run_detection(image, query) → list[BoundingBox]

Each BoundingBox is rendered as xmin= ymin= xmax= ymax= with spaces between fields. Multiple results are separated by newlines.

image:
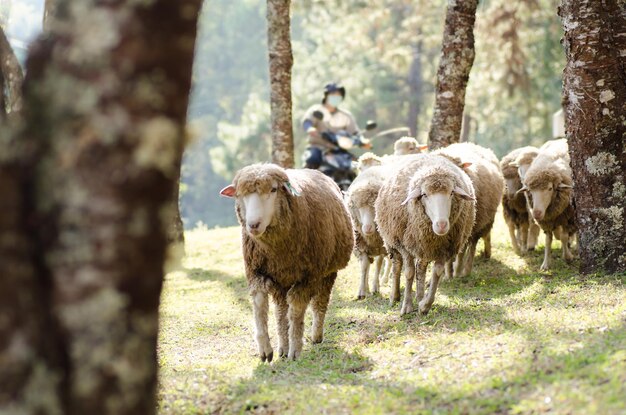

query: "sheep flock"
xmin=221 ymin=137 xmax=578 ymax=361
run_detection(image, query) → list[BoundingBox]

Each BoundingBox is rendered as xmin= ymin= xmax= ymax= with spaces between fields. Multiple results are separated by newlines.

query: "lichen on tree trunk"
xmin=267 ymin=0 xmax=295 ymax=168
xmin=0 ymin=0 xmax=202 ymax=413
xmin=559 ymin=0 xmax=626 ymax=274
xmin=428 ymin=0 xmax=479 ymax=150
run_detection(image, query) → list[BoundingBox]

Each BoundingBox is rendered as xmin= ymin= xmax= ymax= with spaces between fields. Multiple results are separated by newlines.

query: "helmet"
xmin=323 ymin=82 xmax=346 ymax=103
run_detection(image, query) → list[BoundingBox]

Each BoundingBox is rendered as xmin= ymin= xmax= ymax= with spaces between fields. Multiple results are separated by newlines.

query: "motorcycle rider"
xmin=301 ymin=83 xmax=369 ymax=169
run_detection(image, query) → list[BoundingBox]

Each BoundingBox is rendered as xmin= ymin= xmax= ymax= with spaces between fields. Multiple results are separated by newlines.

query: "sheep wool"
xmin=376 ymin=154 xmax=476 ymax=315
xmin=227 ymin=164 xmax=353 ymax=361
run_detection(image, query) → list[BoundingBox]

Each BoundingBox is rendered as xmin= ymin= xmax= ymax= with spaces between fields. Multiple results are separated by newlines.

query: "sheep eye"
xmin=271 ymin=187 xmax=278 ymax=193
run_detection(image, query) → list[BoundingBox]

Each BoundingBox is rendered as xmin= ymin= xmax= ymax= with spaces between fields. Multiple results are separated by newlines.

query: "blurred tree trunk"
xmin=0 ymin=0 xmax=201 ymax=413
xmin=267 ymin=0 xmax=295 ymax=168
xmin=0 ymin=25 xmax=23 ymax=113
xmin=559 ymin=0 xmax=626 ymax=274
xmin=428 ymin=0 xmax=479 ymax=150
xmin=168 ymin=157 xmax=186 ymax=247
xmin=43 ymin=0 xmax=58 ymax=30
xmin=407 ymin=41 xmax=423 ymax=138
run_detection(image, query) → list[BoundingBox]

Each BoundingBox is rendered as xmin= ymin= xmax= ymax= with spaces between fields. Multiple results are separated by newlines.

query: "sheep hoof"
xmin=540 ymin=262 xmax=550 ymax=271
xmin=357 ymin=295 xmax=366 ymax=300
xmin=418 ymin=301 xmax=432 ymax=315
xmin=400 ymin=302 xmax=414 ymax=316
xmin=371 ymin=289 xmax=380 ymax=295
xmin=278 ymin=348 xmax=288 ymax=358
xmin=260 ymin=350 xmax=273 ymax=362
xmin=288 ymin=349 xmax=301 ymax=360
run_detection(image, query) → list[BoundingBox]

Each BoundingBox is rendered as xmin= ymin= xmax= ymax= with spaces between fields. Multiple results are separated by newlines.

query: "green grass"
xmin=157 ymin=211 xmax=626 ymax=414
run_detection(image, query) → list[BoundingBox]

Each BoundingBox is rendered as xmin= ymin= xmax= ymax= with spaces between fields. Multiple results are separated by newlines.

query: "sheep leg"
xmin=419 ymin=261 xmax=443 ymax=315
xmin=444 ymin=260 xmax=453 ymax=279
xmin=414 ymin=259 xmax=428 ymax=303
xmin=519 ymin=221 xmax=529 ymax=253
xmin=286 ymin=284 xmax=312 ymax=360
xmin=540 ymin=231 xmax=553 ymax=271
xmin=371 ymin=255 xmax=383 ymax=294
xmin=311 ymin=272 xmax=337 ymax=344
xmin=357 ymin=254 xmax=370 ymax=300
xmin=561 ymin=232 xmax=574 ymax=263
xmin=482 ymin=232 xmax=492 ymax=258
xmin=461 ymin=241 xmax=477 ymax=277
xmin=453 ymin=246 xmax=467 ymax=278
xmin=507 ymin=221 xmax=522 ymax=255
xmin=272 ymin=292 xmax=289 ymax=358
xmin=252 ymin=290 xmax=273 ymax=362
xmin=528 ymin=222 xmax=540 ymax=251
xmin=400 ymin=254 xmax=416 ymax=316
xmin=389 ymin=251 xmax=402 ymax=305
xmin=381 ymin=256 xmax=391 ymax=285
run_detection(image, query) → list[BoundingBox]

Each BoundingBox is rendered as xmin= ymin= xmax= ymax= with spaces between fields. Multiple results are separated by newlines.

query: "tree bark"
xmin=267 ymin=0 xmax=295 ymax=168
xmin=428 ymin=0 xmax=479 ymax=150
xmin=0 ymin=25 xmax=23 ymax=113
xmin=559 ymin=0 xmax=626 ymax=274
xmin=0 ymin=0 xmax=202 ymax=413
xmin=407 ymin=41 xmax=423 ymax=138
xmin=43 ymin=0 xmax=58 ymax=31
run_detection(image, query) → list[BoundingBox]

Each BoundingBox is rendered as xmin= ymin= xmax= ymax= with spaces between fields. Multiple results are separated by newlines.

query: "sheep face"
xmin=358 ymin=206 xmax=376 ymax=236
xmin=504 ymin=176 xmax=522 ymax=198
xmin=402 ymin=176 xmax=474 ymax=236
xmin=239 ymin=188 xmax=280 ymax=236
xmin=521 ymin=181 xmax=571 ymax=221
xmin=220 ymin=164 xmax=299 ymax=238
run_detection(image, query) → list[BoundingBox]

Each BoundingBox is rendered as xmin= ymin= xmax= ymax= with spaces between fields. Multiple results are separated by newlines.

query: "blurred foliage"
xmin=183 ymin=0 xmax=564 ymax=228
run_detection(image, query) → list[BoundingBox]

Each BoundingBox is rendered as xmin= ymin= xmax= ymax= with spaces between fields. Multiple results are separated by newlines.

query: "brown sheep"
xmin=519 ymin=139 xmax=576 ymax=270
xmin=220 ymin=164 xmax=353 ymax=360
xmin=346 ymin=165 xmax=389 ymax=299
xmin=501 ymin=146 xmax=541 ymax=254
xmin=436 ymin=143 xmax=504 ymax=277
xmin=376 ymin=154 xmax=476 ymax=315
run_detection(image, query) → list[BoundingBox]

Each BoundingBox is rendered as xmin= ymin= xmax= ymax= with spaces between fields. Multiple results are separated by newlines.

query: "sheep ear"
xmin=515 ymin=185 xmax=528 ymax=196
xmin=418 ymin=144 xmax=429 ymax=151
xmin=453 ymin=186 xmax=475 ymax=201
xmin=401 ymin=188 xmax=423 ymax=205
xmin=461 ymin=162 xmax=472 ymax=169
xmin=220 ymin=184 xmax=236 ymax=198
xmin=511 ymin=161 xmax=519 ymax=167
xmin=283 ymin=182 xmax=301 ymax=197
xmin=558 ymin=183 xmax=572 ymax=189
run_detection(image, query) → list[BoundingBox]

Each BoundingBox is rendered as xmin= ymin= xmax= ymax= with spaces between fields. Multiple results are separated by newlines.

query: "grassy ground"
xmin=157 ymin=211 xmax=626 ymax=414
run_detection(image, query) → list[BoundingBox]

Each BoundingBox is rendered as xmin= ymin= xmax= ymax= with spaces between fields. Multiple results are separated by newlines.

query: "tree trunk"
xmin=168 ymin=157 xmax=186 ymax=247
xmin=559 ymin=0 xmax=626 ymax=274
xmin=267 ymin=0 xmax=295 ymax=168
xmin=0 ymin=25 xmax=23 ymax=113
xmin=428 ymin=0 xmax=479 ymax=150
xmin=0 ymin=0 xmax=202 ymax=413
xmin=43 ymin=0 xmax=58 ymax=30
xmin=407 ymin=41 xmax=423 ymax=138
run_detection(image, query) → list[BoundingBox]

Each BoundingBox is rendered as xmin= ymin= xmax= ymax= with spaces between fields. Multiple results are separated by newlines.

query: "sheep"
xmin=394 ymin=136 xmax=428 ymax=155
xmin=513 ymin=146 xmax=539 ymax=181
xmin=358 ymin=152 xmax=383 ymax=172
xmin=375 ymin=154 xmax=476 ymax=315
xmin=220 ymin=164 xmax=353 ymax=360
xmin=501 ymin=146 xmax=541 ymax=254
xmin=435 ymin=143 xmax=504 ymax=277
xmin=346 ymin=165 xmax=391 ymax=299
xmin=519 ymin=138 xmax=576 ymax=270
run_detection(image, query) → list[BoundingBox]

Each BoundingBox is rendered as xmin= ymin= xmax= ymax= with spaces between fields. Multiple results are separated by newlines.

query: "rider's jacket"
xmin=301 ymin=104 xmax=359 ymax=149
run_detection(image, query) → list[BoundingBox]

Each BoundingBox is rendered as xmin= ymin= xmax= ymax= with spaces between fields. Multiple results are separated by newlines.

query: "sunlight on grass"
xmin=158 ymin=211 xmax=626 ymax=414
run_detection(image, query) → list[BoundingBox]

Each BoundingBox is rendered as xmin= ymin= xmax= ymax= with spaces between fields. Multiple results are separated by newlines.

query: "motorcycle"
xmin=305 ymin=110 xmax=377 ymax=191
